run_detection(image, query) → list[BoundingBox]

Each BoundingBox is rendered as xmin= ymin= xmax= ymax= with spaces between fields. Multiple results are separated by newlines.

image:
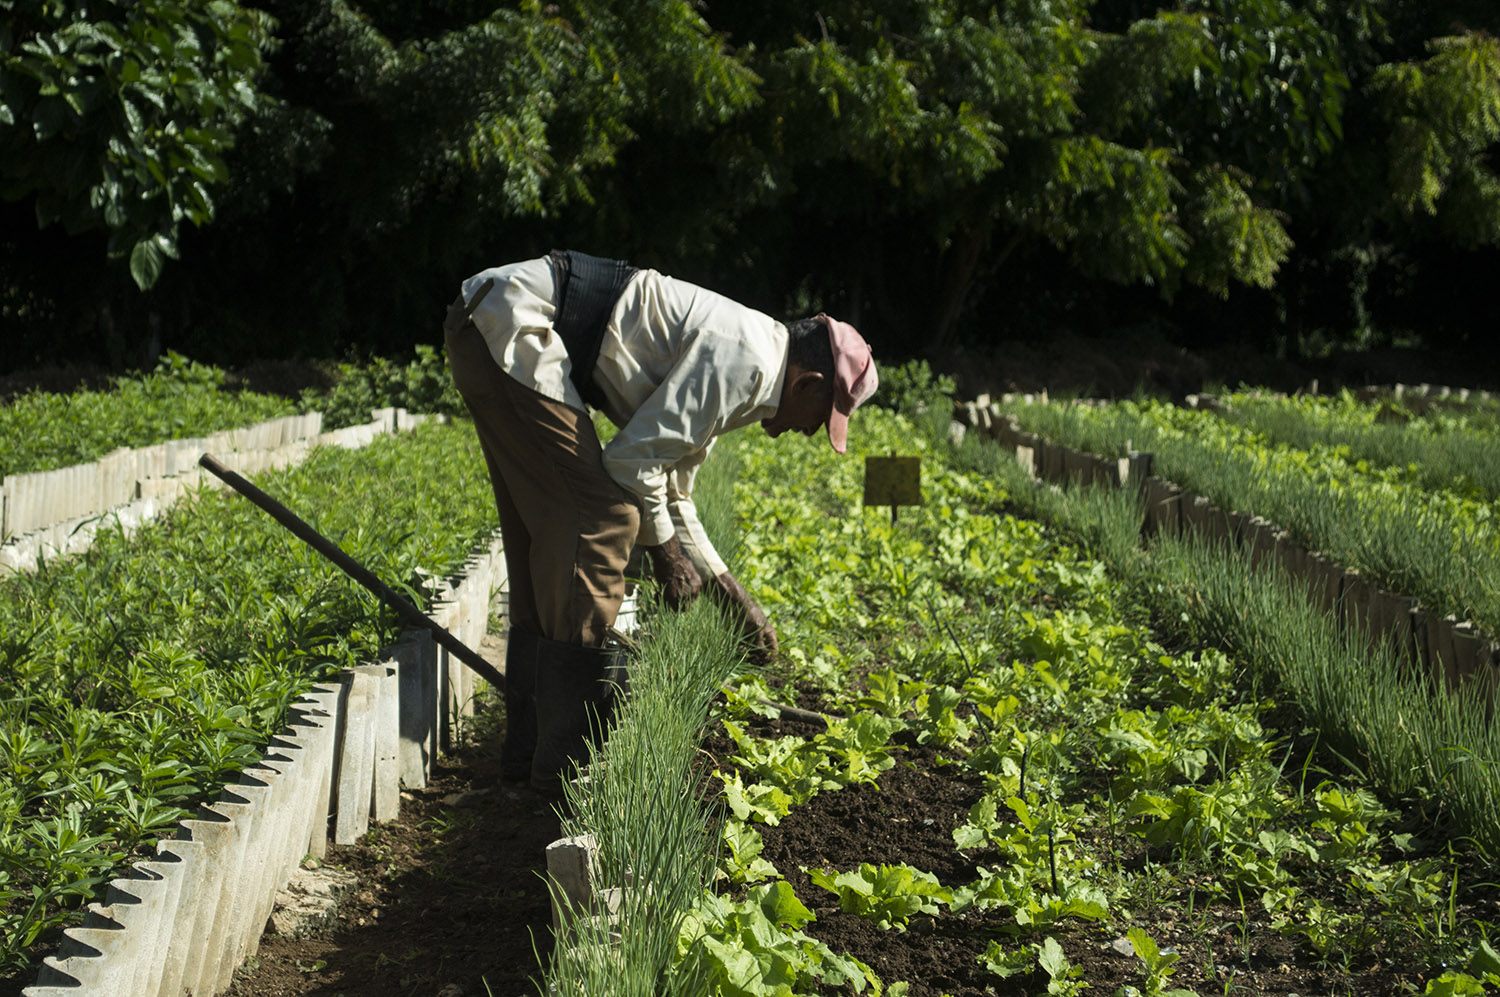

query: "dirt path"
xmin=226 ymin=622 xmax=562 ymax=997
xmin=224 ymin=718 xmax=562 ymax=997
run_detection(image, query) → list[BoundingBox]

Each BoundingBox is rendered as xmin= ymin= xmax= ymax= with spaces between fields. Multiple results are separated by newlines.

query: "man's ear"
xmin=791 ymin=369 xmax=826 ymax=394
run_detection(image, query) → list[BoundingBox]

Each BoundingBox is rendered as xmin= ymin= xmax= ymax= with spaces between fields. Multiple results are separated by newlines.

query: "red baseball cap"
xmin=821 ymin=314 xmax=878 ymax=454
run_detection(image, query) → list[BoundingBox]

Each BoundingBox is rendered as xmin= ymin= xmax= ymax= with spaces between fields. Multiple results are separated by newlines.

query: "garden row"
xmin=25 ymin=541 xmax=502 ymax=997
xmin=0 ymin=406 xmax=432 ymax=571
xmin=538 ymin=400 xmax=1499 ymax=996
xmin=0 ymin=346 xmax=467 ymax=483
xmin=989 ymin=388 xmax=1500 ymax=510
xmin=976 ymin=393 xmax=1500 ymax=677
xmin=0 ymin=356 xmax=297 ymax=481
xmin=1310 ymin=381 xmax=1500 ymax=409
xmin=1196 ymin=389 xmax=1500 ymax=501
xmin=0 ymin=421 xmax=499 ymax=989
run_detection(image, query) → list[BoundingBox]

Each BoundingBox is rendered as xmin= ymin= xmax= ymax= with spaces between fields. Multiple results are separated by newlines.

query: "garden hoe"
xmin=196 ymin=278 xmax=505 ymax=691
xmin=197 ymin=452 xmax=506 ymax=691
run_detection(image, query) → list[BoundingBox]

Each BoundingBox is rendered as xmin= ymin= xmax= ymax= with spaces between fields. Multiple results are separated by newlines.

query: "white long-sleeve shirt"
xmin=459 ymin=256 xmax=788 ymax=577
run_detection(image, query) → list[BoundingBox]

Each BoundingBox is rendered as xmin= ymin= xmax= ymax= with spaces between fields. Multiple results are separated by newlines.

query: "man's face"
xmin=762 ymin=366 xmax=833 ymax=440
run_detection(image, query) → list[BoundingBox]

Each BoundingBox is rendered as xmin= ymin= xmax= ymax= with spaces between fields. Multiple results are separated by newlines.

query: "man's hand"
xmin=443 ymin=295 xmax=470 ymax=336
xmin=443 ymin=278 xmax=495 ymax=336
xmin=644 ymin=536 xmax=703 ymax=609
xmin=709 ymin=571 xmax=778 ymax=664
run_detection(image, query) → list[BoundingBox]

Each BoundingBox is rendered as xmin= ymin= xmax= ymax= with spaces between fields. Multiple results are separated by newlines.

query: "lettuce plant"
xmin=804 ymin=863 xmax=953 ymax=932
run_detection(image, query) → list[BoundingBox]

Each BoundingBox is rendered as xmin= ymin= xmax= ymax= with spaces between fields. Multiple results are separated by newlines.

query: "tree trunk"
xmin=99 ymin=303 xmax=126 ymax=370
xmin=927 ymin=226 xmax=1027 ymax=357
xmin=926 ymin=225 xmax=987 ymax=356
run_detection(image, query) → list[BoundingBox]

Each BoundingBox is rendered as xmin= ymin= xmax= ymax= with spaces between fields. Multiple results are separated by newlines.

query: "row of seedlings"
xmin=951 ymin=397 xmax=1500 ymax=698
xmin=22 ymin=533 xmax=508 ymax=997
xmin=1 ymin=408 xmax=432 ymax=573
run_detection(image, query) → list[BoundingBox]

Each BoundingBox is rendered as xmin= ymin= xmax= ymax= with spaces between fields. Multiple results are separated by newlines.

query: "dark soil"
xmin=705 ymin=710 xmax=1439 ymax=997
xmin=222 ymin=739 xmax=563 ymax=997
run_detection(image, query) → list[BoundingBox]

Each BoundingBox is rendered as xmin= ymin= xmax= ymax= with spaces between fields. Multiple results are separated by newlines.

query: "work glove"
xmin=709 ymin=571 xmax=778 ymax=664
xmin=644 ymin=536 xmax=703 ymax=610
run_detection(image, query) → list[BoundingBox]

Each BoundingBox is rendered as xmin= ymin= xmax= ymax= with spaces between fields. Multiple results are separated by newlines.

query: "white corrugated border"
xmin=975 ymin=402 xmax=1500 ymax=691
xmin=0 ymin=408 xmax=440 ymax=573
xmin=20 ymin=532 xmax=548 ymax=996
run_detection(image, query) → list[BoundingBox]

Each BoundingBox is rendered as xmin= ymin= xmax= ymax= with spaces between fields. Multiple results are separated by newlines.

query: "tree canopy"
xmin=1 ymin=0 xmax=1496 ymax=371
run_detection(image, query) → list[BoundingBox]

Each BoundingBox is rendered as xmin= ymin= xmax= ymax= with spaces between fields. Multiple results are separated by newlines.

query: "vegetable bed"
xmin=1213 ymin=389 xmax=1500 ymax=502
xmin=0 ymin=354 xmax=298 ymax=480
xmin=679 ymin=407 xmax=1500 ymax=997
xmin=0 ymin=421 xmax=494 ymax=983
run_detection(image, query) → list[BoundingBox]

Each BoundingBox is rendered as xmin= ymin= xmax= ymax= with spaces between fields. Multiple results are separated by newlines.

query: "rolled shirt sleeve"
xmin=459 ymin=258 xmax=586 ymax=410
xmin=598 ymin=326 xmax=765 ymax=547
xmin=667 ymin=449 xmax=729 ymax=579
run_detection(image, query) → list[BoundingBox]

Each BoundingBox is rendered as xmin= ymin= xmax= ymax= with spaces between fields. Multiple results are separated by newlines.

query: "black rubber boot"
xmin=530 ymin=637 xmax=629 ymax=795
xmin=500 ymin=628 xmax=539 ymax=783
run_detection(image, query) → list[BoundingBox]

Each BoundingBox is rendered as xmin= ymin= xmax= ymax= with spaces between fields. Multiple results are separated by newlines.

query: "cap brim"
xmin=820 ymin=312 xmax=876 ymax=455
xmin=827 ymin=406 xmax=849 ymax=454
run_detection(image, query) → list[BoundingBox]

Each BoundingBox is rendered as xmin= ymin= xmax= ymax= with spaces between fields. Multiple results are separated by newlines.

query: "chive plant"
xmin=546 ymin=434 xmax=748 ymax=997
xmin=551 ymin=601 xmax=741 ymax=997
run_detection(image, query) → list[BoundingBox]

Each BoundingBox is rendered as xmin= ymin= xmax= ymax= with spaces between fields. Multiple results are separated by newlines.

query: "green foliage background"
xmin=1 ymin=0 xmax=1496 ymax=372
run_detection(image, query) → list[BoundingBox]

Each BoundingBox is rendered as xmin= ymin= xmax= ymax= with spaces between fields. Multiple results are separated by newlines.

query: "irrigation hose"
xmin=197 ymin=452 xmax=507 ymax=692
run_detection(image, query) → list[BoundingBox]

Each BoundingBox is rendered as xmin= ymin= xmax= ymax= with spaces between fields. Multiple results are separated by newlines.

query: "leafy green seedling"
xmin=818 ymin=714 xmax=900 ymax=787
xmin=675 ymin=882 xmax=886 ymax=996
xmin=719 ymin=818 xmax=778 ymax=885
xmin=805 ymin=863 xmax=952 ymax=931
xmin=717 ymin=770 xmax=795 ymax=826
xmin=980 ymin=938 xmax=1034 ymax=978
xmin=1014 ymin=885 xmax=1110 ymax=930
xmin=1422 ymin=971 xmax=1500 ymax=996
xmin=1125 ymin=927 xmax=1196 ymax=997
xmin=1038 ymin=936 xmax=1090 ymax=995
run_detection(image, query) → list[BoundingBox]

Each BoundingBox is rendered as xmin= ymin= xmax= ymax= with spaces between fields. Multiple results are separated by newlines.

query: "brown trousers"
xmin=443 ymin=321 xmax=639 ymax=647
